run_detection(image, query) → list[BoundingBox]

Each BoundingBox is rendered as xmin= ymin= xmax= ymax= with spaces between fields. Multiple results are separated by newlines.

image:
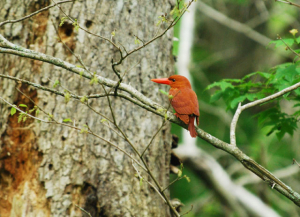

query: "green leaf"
xmin=35 ymin=109 xmax=40 ymax=116
xmin=274 ymin=65 xmax=298 ymax=84
xmin=246 ymin=93 xmax=264 ymax=101
xmin=53 ymin=80 xmax=60 ymax=88
xmin=80 ymin=128 xmax=87 ymax=134
xmin=294 ymin=88 xmax=300 ymax=96
xmin=48 ymin=113 xmax=53 ymax=121
xmin=19 ymin=104 xmax=27 ymax=108
xmin=89 ymin=74 xmax=98 ymax=85
xmin=211 ymin=80 xmax=234 ymax=91
xmin=139 ymin=177 xmax=143 ymax=187
xmin=65 ymin=92 xmax=71 ymax=103
xmin=18 ymin=113 xmax=23 ymax=123
xmin=223 ymin=78 xmax=242 ymax=83
xmin=293 ymin=110 xmax=300 ymax=117
xmin=72 ymin=18 xmax=79 ymax=32
xmin=256 ymin=108 xmax=278 ymax=126
xmin=209 ymin=90 xmax=223 ymax=103
xmin=111 ymin=30 xmax=116 ymax=37
xmin=164 ymin=113 xmax=168 ymax=120
xmin=170 ymin=6 xmax=180 ymax=17
xmin=63 ymin=118 xmax=72 ymax=123
xmin=230 ymin=95 xmax=247 ymax=109
xmin=134 ymin=37 xmax=140 ymax=45
xmin=257 ymin=72 xmax=271 ymax=79
xmin=177 ymin=169 xmax=182 ymax=177
xmin=100 ymin=119 xmax=108 ymax=123
xmin=159 ymin=89 xmax=169 ymax=96
xmin=28 ymin=108 xmax=35 ymax=113
xmin=269 ymin=38 xmax=294 ymax=48
xmin=242 ymin=72 xmax=260 ymax=80
xmin=80 ymin=96 xmax=88 ymax=103
xmin=184 ymin=175 xmax=191 ymax=183
xmin=11 ymin=107 xmax=16 ymax=116
xmin=59 ymin=17 xmax=68 ymax=27
xmin=80 ymin=124 xmax=89 ymax=134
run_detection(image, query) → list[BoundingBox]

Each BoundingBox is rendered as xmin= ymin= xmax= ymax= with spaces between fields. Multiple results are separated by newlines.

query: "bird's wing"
xmin=169 ymin=88 xmax=200 ymax=117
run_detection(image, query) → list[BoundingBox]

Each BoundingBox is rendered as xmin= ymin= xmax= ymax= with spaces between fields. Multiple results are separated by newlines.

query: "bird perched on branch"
xmin=151 ymin=75 xmax=200 ymax=137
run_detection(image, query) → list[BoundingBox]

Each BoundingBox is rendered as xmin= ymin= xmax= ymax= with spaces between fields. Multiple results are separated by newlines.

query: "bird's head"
xmin=151 ymin=75 xmax=192 ymax=89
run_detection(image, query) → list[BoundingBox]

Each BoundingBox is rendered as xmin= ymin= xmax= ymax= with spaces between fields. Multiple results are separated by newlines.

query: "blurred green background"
xmin=169 ymin=0 xmax=300 ymax=216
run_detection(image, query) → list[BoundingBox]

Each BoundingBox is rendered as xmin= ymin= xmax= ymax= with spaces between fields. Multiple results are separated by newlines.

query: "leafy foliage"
xmin=10 ymin=106 xmax=16 ymax=116
xmin=206 ymin=60 xmax=300 ymax=139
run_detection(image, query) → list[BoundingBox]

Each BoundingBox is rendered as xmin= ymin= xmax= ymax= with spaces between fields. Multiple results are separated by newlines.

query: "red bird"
xmin=151 ymin=75 xmax=200 ymax=138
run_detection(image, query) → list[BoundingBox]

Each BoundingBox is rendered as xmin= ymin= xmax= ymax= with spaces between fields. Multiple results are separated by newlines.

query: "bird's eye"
xmin=172 ymin=79 xmax=176 ymax=82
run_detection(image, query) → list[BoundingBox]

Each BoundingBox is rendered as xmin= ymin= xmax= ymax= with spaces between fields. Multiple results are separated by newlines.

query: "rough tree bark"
xmin=0 ymin=0 xmax=174 ymax=216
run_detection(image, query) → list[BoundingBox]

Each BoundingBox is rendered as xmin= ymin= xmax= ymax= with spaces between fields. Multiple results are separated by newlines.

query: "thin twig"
xmin=293 ymin=159 xmax=300 ymax=167
xmin=1 ymin=96 xmax=147 ymax=172
xmin=111 ymin=0 xmax=194 ymax=95
xmin=141 ymin=98 xmax=173 ymax=157
xmin=0 ymin=73 xmax=165 ymax=123
xmin=52 ymin=0 xmax=119 ymax=49
xmin=162 ymin=175 xmax=185 ymax=192
xmin=141 ymin=120 xmax=166 ymax=157
xmin=122 ymin=1 xmax=194 ymax=60
xmin=3 ymin=39 xmax=300 ymax=208
xmin=197 ymin=1 xmax=271 ymax=46
xmin=100 ymin=82 xmax=180 ymax=216
xmin=0 ymin=96 xmax=54 ymax=123
xmin=277 ymin=34 xmax=300 ymax=58
xmin=74 ymin=204 xmax=92 ymax=217
xmin=51 ymin=18 xmax=93 ymax=77
xmin=0 ymin=0 xmax=73 ymax=27
xmin=131 ymin=160 xmax=167 ymax=203
xmin=181 ymin=205 xmax=193 ymax=217
xmin=230 ymin=81 xmax=300 ymax=145
xmin=275 ymin=0 xmax=300 ymax=8
xmin=85 ymin=103 xmax=113 ymax=123
xmin=108 ymin=59 xmax=141 ymax=94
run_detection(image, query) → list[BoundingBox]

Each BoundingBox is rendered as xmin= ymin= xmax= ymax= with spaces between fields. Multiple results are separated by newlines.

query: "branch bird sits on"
xmin=151 ymin=75 xmax=200 ymax=137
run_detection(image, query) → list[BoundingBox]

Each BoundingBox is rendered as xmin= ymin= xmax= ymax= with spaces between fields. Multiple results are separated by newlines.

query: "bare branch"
xmin=230 ymin=81 xmax=300 ymax=145
xmin=236 ymin=164 xmax=299 ymax=186
xmin=111 ymin=0 xmax=195 ymax=94
xmin=197 ymin=1 xmax=271 ymax=46
xmin=230 ymin=102 xmax=242 ymax=146
xmin=275 ymin=0 xmax=300 ymax=8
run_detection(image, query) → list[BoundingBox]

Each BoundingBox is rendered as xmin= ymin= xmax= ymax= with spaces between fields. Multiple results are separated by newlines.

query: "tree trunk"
xmin=0 ymin=0 xmax=174 ymax=216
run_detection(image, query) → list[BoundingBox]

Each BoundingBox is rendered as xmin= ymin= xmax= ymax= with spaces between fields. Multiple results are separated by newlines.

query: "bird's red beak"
xmin=151 ymin=78 xmax=171 ymax=85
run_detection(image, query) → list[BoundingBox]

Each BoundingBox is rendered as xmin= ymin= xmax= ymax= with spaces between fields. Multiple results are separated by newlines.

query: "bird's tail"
xmin=188 ymin=116 xmax=197 ymax=138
